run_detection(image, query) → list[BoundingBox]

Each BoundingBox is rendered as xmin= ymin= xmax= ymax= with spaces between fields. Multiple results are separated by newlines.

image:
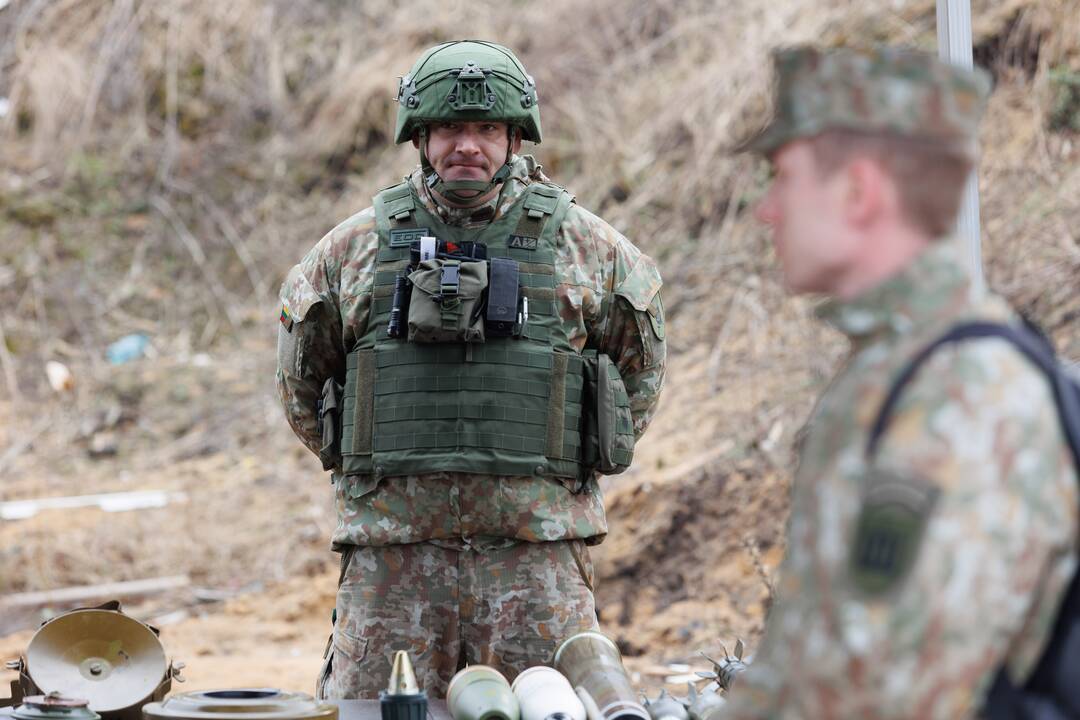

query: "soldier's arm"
xmin=276 ymin=245 xmax=345 ymax=458
xmin=720 ymin=341 xmax=1077 ymax=719
xmin=595 ymin=228 xmax=667 ymax=439
xmin=276 ymin=210 xmax=378 ymax=459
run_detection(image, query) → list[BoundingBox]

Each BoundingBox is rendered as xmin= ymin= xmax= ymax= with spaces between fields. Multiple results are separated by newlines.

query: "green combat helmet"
xmin=395 ymin=40 xmax=541 ymax=204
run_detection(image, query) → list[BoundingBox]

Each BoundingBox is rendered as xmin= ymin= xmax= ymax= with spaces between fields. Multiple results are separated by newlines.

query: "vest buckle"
xmin=439 ymin=263 xmax=460 ymax=297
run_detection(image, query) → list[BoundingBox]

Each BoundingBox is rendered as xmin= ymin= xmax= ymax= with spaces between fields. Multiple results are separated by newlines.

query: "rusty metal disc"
xmin=25 ymin=610 xmax=167 ymax=713
xmin=12 ymin=695 xmax=101 ymax=720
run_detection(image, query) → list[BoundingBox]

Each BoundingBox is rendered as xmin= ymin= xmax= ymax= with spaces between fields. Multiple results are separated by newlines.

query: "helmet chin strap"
xmin=420 ymin=126 xmax=514 ymax=206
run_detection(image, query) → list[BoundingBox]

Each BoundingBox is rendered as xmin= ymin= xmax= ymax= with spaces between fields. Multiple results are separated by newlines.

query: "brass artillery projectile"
xmin=387 ymin=651 xmax=420 ymax=696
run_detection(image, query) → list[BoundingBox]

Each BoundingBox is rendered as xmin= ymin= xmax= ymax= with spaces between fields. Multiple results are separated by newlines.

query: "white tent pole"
xmin=937 ymin=0 xmax=985 ymax=296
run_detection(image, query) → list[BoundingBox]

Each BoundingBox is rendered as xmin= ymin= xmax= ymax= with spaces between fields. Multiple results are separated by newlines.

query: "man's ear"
xmin=844 ymin=158 xmax=890 ymax=229
xmin=510 ymin=128 xmax=522 ymax=156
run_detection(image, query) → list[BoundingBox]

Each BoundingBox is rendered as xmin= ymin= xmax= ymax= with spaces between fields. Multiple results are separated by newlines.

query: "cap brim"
xmin=731 ymin=119 xmax=788 ymax=156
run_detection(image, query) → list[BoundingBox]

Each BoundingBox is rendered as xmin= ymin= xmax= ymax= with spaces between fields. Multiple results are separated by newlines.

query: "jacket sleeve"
xmin=275 ymin=238 xmax=347 ymax=458
xmin=599 ymin=240 xmax=667 ymax=439
xmin=719 ymin=340 xmax=1078 ymax=719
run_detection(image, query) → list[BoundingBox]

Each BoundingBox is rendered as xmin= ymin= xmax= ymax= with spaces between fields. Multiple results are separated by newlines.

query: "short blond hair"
xmin=809 ymin=130 xmax=973 ymax=238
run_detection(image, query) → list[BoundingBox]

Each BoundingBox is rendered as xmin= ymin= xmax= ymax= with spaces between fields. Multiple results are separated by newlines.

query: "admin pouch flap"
xmin=407 ymin=258 xmax=488 ymax=343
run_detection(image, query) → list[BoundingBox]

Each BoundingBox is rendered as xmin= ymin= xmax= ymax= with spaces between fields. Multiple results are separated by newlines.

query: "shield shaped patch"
xmin=850 ymin=468 xmax=940 ymax=596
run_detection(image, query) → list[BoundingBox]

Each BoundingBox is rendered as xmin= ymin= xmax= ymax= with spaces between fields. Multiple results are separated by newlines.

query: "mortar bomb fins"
xmin=643 ymin=690 xmax=688 ymax=720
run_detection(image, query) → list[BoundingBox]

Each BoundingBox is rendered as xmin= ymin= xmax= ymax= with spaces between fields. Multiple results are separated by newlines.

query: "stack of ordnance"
xmin=0 ymin=606 xmax=748 ymax=720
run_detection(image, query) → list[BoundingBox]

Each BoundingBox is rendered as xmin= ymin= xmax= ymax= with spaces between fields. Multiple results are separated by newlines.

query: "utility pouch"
xmin=583 ymin=354 xmax=635 ymax=474
xmin=486 ymin=257 xmax=521 ymax=338
xmin=318 ymin=377 xmax=344 ymax=471
xmin=407 ymin=258 xmax=488 ymax=343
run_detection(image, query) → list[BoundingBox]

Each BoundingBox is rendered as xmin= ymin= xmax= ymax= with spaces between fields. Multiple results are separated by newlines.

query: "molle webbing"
xmin=342 ymin=180 xmax=587 ymax=480
xmin=342 ymin=350 xmax=375 ymax=458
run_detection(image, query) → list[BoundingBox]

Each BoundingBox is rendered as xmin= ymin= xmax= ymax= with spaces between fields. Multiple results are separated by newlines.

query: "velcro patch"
xmin=508 ymin=235 xmax=539 ymax=250
xmin=279 ymin=304 xmax=294 ymax=333
xmin=850 ymin=468 xmax=939 ymax=597
xmin=389 ymin=227 xmax=431 ymax=247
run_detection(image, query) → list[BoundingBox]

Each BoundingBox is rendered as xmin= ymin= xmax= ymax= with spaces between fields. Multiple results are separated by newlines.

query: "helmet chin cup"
xmin=425 ymin=167 xmax=511 ymax=206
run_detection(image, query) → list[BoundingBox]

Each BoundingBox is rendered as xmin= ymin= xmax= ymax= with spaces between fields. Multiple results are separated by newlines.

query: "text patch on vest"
xmin=390 ymin=227 xmax=432 ymax=247
xmin=508 ymin=235 xmax=539 ymax=250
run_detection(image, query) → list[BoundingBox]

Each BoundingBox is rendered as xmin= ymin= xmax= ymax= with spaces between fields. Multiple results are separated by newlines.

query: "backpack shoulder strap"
xmin=873 ymin=320 xmax=1080 ymax=715
xmin=867 ymin=321 xmax=1080 ymax=470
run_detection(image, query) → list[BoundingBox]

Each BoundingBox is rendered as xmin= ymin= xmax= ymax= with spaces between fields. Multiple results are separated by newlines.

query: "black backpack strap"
xmin=867 ymin=321 xmax=1080 ymax=470
xmin=870 ymin=321 xmax=1080 ymax=718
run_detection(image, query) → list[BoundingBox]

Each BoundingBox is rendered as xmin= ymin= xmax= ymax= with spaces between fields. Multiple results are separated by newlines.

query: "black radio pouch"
xmin=486 ymin=257 xmax=521 ymax=338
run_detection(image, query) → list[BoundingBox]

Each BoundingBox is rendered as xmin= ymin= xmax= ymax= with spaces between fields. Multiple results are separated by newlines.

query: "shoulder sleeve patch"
xmin=849 ymin=468 xmax=940 ymax=597
xmin=279 ymin=265 xmax=322 ymax=325
xmin=614 ymin=257 xmax=662 ymax=311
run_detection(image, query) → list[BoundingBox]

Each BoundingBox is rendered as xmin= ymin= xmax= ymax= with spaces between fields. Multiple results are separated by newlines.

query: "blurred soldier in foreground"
xmin=276 ymin=40 xmax=666 ymax=697
xmin=719 ymin=46 xmax=1078 ymax=718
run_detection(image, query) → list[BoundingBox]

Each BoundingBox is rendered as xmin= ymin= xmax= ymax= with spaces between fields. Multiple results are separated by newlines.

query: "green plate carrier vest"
xmin=339 ymin=180 xmax=601 ymax=482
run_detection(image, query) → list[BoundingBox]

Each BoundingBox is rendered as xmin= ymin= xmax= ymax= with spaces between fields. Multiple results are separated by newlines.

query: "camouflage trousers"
xmin=316 ymin=538 xmax=599 ymax=699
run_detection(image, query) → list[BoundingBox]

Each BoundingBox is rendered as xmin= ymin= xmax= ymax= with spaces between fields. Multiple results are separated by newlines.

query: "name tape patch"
xmin=390 ymin=227 xmax=431 ymax=247
xmin=508 ymin=235 xmax=539 ymax=250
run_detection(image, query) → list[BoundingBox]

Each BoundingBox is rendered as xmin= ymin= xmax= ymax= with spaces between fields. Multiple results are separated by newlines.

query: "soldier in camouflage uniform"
xmin=718 ymin=46 xmax=1078 ymax=718
xmin=276 ymin=40 xmax=666 ymax=698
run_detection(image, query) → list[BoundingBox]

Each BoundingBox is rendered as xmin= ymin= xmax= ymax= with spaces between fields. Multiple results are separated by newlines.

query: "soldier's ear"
xmin=510 ymin=128 xmax=522 ymax=156
xmin=844 ymin=158 xmax=889 ymax=229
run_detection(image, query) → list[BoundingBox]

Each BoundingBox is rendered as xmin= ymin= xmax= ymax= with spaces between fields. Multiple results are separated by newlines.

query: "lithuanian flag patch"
xmin=280 ymin=304 xmax=294 ymax=332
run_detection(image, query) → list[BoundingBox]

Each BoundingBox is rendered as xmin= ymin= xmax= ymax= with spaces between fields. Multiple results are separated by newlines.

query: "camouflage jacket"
xmin=276 ymin=155 xmax=666 ymax=548
xmin=721 ymin=242 xmax=1078 ymax=719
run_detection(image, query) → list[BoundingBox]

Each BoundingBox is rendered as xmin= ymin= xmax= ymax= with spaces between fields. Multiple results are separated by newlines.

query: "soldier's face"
xmin=754 ymin=141 xmax=860 ymax=295
xmin=421 ymin=121 xmax=520 ymax=190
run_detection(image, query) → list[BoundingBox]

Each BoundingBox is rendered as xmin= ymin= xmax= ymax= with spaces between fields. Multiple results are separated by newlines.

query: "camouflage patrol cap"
xmin=740 ymin=45 xmax=992 ymax=157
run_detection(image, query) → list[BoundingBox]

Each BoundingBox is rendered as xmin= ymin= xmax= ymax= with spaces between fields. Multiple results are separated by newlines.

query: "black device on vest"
xmin=410 ymin=239 xmax=487 ymax=264
xmin=486 ymin=257 xmax=520 ymax=338
xmin=867 ymin=320 xmax=1080 ymax=720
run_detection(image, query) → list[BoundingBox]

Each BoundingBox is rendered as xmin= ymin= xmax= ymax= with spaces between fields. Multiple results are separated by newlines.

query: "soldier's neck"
xmin=831 ymin=223 xmax=932 ymax=301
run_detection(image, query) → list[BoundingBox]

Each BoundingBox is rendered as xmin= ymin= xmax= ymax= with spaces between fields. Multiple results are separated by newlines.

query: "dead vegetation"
xmin=1 ymin=0 xmax=1079 ymax=691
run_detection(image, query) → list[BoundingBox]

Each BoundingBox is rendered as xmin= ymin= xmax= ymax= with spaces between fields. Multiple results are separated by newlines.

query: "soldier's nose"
xmin=454 ymin=131 xmax=481 ymax=153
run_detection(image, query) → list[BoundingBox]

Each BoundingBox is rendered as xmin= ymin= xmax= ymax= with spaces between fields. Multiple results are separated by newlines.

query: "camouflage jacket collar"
xmin=816 ymin=240 xmax=973 ymax=342
xmin=410 ymin=154 xmax=547 ymax=229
